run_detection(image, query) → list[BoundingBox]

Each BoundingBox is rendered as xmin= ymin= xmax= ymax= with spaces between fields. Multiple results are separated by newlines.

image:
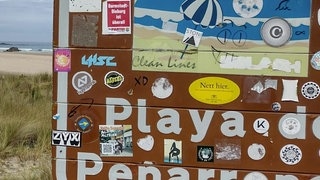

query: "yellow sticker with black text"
xmin=189 ymin=77 xmax=240 ymax=105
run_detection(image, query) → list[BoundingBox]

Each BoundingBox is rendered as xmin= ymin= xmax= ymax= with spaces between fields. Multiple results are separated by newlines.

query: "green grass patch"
xmin=0 ymin=73 xmax=52 ymax=179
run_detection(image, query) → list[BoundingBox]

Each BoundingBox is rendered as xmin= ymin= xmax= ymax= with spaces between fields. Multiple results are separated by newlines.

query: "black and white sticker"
xmin=280 ymin=144 xmax=302 ymax=165
xmin=197 ymin=146 xmax=214 ymax=162
xmin=52 ymin=130 xmax=82 ymax=148
xmin=301 ymin=82 xmax=320 ymax=99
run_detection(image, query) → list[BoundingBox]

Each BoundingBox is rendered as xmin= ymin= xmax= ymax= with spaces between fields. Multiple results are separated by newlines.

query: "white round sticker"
xmin=280 ymin=144 xmax=302 ymax=165
xmin=248 ymin=143 xmax=266 ymax=160
xmin=72 ymin=71 xmax=96 ymax=95
xmin=281 ymin=117 xmax=301 ymax=135
xmin=301 ymin=82 xmax=320 ymax=99
xmin=244 ymin=172 xmax=268 ymax=180
xmin=253 ymin=118 xmax=270 ymax=134
xmin=151 ymin=77 xmax=173 ymax=99
xmin=261 ymin=18 xmax=292 ymax=47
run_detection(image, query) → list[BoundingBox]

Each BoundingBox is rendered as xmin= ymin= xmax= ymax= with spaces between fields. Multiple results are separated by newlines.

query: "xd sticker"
xmin=137 ymin=135 xmax=154 ymax=151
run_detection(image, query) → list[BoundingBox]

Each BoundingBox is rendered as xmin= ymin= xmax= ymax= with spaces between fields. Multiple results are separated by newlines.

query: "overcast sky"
xmin=0 ymin=0 xmax=53 ymax=43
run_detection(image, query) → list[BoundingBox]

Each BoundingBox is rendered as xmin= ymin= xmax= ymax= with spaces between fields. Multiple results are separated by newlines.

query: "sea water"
xmin=0 ymin=41 xmax=52 ymax=53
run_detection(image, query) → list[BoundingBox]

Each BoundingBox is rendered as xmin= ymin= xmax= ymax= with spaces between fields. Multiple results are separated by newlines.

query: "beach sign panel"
xmin=52 ymin=0 xmax=320 ymax=179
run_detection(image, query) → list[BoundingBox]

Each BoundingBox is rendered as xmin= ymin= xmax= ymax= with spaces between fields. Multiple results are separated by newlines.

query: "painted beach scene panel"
xmin=132 ymin=0 xmax=310 ymax=77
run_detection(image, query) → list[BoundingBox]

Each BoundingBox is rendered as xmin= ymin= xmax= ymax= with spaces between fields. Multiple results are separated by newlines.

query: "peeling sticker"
xmin=251 ymin=79 xmax=277 ymax=94
xmin=301 ymin=82 xmax=320 ymax=99
xmin=151 ymin=77 xmax=173 ymax=99
xmin=272 ymin=59 xmax=301 ymax=73
xmin=280 ymin=144 xmax=302 ymax=165
xmin=197 ymin=146 xmax=214 ymax=162
xmin=251 ymin=81 xmax=264 ymax=94
xmin=69 ymin=0 xmax=102 ymax=12
xmin=244 ymin=172 xmax=268 ymax=180
xmin=215 ymin=141 xmax=241 ymax=161
xmin=247 ymin=143 xmax=266 ymax=160
xmin=164 ymin=139 xmax=182 ymax=164
xmin=137 ymin=135 xmax=154 ymax=151
xmin=281 ymin=79 xmax=299 ymax=102
xmin=52 ymin=113 xmax=60 ymax=120
xmin=253 ymin=118 xmax=269 ymax=136
xmin=72 ymin=71 xmax=97 ymax=95
xmin=71 ymin=14 xmax=99 ymax=47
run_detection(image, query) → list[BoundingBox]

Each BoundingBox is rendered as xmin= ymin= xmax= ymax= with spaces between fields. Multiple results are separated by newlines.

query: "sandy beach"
xmin=0 ymin=52 xmax=52 ymax=74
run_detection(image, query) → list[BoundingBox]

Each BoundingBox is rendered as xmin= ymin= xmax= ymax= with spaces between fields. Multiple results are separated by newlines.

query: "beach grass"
xmin=0 ymin=73 xmax=52 ymax=179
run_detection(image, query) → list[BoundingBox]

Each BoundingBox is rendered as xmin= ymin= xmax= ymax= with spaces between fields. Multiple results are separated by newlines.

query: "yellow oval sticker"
xmin=189 ymin=77 xmax=240 ymax=105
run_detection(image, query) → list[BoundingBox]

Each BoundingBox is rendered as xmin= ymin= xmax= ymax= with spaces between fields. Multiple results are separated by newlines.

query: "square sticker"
xmin=197 ymin=146 xmax=214 ymax=162
xmin=54 ymin=48 xmax=71 ymax=72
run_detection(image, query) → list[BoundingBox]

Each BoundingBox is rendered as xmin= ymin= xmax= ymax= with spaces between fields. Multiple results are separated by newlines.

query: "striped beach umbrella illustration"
xmin=180 ymin=0 xmax=223 ymax=58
